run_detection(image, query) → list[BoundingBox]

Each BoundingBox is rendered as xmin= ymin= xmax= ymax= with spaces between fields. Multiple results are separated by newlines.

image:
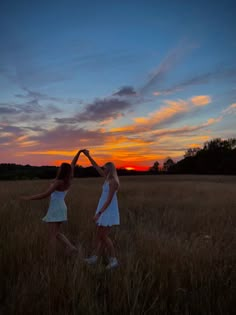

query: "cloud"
xmin=153 ymin=68 xmax=236 ymax=96
xmin=0 ymin=125 xmax=25 ymax=134
xmin=0 ymin=99 xmax=61 ymax=124
xmin=190 ymin=95 xmax=212 ymax=106
xmin=15 ymin=87 xmax=83 ymax=106
xmin=15 ymin=88 xmax=53 ymax=101
xmin=24 ymin=126 xmax=46 ymax=132
xmin=0 ymin=121 xmax=110 ymax=160
xmin=0 ymin=103 xmax=47 ymax=123
xmin=0 ymin=124 xmax=27 ymax=146
xmin=0 ymin=105 xmax=18 ymax=115
xmin=134 ymin=99 xmax=189 ymax=127
xmin=55 ymin=97 xmax=133 ymax=124
xmin=113 ymin=86 xmax=137 ymax=96
xmin=0 ymin=110 xmax=222 ymax=166
xmin=145 ymin=117 xmax=221 ymax=138
xmin=222 ymin=103 xmax=236 ymax=115
xmin=140 ymin=41 xmax=193 ymax=94
xmin=28 ymin=125 xmax=108 ymax=150
xmin=111 ymin=95 xmax=212 ymax=135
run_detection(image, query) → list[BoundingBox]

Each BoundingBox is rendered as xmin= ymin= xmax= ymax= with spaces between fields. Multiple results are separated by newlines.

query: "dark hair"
xmin=56 ymin=163 xmax=72 ymax=184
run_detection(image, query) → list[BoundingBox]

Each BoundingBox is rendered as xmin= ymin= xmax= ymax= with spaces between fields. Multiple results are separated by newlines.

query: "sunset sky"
xmin=1 ymin=0 xmax=236 ymax=170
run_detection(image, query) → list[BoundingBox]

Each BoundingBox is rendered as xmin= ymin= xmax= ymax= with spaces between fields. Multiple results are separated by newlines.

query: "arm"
xmin=83 ymin=150 xmax=105 ymax=177
xmin=21 ymin=181 xmax=61 ymax=201
xmin=71 ymin=149 xmax=82 ymax=176
xmin=94 ymin=180 xmax=118 ymax=221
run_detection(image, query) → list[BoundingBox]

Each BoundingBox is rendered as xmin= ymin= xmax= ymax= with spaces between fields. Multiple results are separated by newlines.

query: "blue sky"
xmin=0 ymin=0 xmax=236 ymax=168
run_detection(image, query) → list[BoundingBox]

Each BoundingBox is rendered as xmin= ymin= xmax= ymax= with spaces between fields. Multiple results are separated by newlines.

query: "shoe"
xmin=106 ymin=257 xmax=119 ymax=270
xmin=84 ymin=255 xmax=98 ymax=265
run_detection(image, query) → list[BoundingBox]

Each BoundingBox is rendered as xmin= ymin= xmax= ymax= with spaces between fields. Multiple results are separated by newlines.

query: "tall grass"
xmin=0 ymin=175 xmax=235 ymax=315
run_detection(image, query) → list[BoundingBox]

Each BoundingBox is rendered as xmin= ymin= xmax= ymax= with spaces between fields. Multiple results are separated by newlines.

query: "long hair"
xmin=56 ymin=163 xmax=72 ymax=185
xmin=104 ymin=162 xmax=119 ymax=186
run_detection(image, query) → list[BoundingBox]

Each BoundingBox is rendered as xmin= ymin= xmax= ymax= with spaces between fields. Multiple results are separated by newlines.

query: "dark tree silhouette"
xmin=203 ymin=138 xmax=236 ymax=151
xmin=149 ymin=161 xmax=160 ymax=173
xmin=163 ymin=158 xmax=175 ymax=172
xmin=184 ymin=147 xmax=201 ymax=158
xmin=171 ymin=138 xmax=236 ymax=174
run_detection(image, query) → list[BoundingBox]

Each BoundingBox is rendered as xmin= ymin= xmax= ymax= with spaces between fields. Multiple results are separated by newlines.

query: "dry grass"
xmin=0 ymin=175 xmax=235 ymax=315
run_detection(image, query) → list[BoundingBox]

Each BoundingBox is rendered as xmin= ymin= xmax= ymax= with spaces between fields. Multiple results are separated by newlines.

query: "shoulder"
xmin=50 ymin=179 xmax=63 ymax=190
xmin=108 ymin=179 xmax=119 ymax=191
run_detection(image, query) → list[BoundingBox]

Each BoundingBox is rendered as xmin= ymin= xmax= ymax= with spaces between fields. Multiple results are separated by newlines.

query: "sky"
xmin=0 ymin=0 xmax=236 ymax=170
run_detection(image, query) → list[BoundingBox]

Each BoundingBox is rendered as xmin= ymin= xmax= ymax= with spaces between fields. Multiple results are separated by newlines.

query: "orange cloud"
xmin=111 ymin=99 xmax=190 ymax=134
xmin=189 ymin=143 xmax=202 ymax=148
xmin=110 ymin=125 xmax=136 ymax=132
xmin=111 ymin=95 xmax=212 ymax=136
xmin=134 ymin=100 xmax=188 ymax=125
xmin=205 ymin=117 xmax=222 ymax=125
xmin=190 ymin=95 xmax=212 ymax=106
xmin=0 ymin=92 xmax=220 ymax=169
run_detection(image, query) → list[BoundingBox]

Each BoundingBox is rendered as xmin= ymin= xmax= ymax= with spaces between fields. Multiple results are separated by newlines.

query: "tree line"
xmin=0 ymin=164 xmax=150 ymax=180
xmin=1 ymin=138 xmax=236 ymax=180
xmin=150 ymin=138 xmax=236 ymax=175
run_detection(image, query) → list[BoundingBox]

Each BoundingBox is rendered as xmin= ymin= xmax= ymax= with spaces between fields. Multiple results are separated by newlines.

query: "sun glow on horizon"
xmin=125 ymin=166 xmax=135 ymax=171
xmin=121 ymin=165 xmax=149 ymax=171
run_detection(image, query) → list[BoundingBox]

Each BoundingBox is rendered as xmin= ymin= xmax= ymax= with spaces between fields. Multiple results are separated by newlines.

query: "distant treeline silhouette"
xmin=1 ymin=138 xmax=236 ymax=180
xmin=0 ymin=164 xmax=149 ymax=180
xmin=150 ymin=138 xmax=236 ymax=175
xmin=170 ymin=138 xmax=236 ymax=174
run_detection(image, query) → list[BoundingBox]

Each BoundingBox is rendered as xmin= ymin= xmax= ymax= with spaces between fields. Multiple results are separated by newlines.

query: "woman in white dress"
xmin=82 ymin=149 xmax=120 ymax=269
xmin=21 ymin=150 xmax=83 ymax=256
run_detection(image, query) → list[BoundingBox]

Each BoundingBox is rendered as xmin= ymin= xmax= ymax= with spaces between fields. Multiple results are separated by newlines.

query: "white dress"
xmin=96 ymin=181 xmax=120 ymax=226
xmin=42 ymin=190 xmax=67 ymax=222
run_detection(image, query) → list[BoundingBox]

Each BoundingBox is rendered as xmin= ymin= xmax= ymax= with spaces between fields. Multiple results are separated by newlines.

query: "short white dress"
xmin=42 ymin=190 xmax=67 ymax=223
xmin=96 ymin=181 xmax=120 ymax=226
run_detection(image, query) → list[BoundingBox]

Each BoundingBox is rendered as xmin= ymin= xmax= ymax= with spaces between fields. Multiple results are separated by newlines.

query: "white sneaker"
xmin=84 ymin=255 xmax=98 ymax=265
xmin=106 ymin=257 xmax=119 ymax=270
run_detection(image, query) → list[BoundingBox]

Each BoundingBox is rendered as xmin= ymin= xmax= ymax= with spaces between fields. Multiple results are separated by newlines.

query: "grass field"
xmin=0 ymin=175 xmax=235 ymax=315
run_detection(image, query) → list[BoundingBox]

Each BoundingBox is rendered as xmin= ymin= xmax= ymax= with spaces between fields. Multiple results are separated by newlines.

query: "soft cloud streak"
xmin=134 ymin=100 xmax=189 ymax=126
xmin=111 ymin=95 xmax=212 ymax=135
xmin=0 ymin=101 xmax=61 ymax=124
xmin=153 ymin=68 xmax=236 ymax=96
xmin=55 ymin=97 xmax=133 ymax=124
xmin=222 ymin=103 xmax=236 ymax=115
xmin=113 ymin=86 xmax=137 ymax=96
xmin=140 ymin=41 xmax=194 ymax=94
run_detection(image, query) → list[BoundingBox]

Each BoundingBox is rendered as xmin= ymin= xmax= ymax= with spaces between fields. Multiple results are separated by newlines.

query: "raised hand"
xmin=82 ymin=149 xmax=90 ymax=156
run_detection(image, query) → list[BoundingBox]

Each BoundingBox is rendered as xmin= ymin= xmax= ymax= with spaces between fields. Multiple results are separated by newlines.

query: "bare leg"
xmin=94 ymin=240 xmax=104 ymax=257
xmin=56 ymin=232 xmax=77 ymax=253
xmin=85 ymin=226 xmax=118 ymax=268
xmin=48 ymin=222 xmax=78 ymax=256
xmin=48 ymin=222 xmax=61 ymax=259
xmin=103 ymin=236 xmax=116 ymax=257
xmin=92 ymin=226 xmax=105 ymax=257
xmin=100 ymin=227 xmax=116 ymax=258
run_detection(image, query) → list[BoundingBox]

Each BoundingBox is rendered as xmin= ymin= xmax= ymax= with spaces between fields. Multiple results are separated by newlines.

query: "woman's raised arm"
xmin=83 ymin=150 xmax=105 ymax=177
xmin=71 ymin=149 xmax=82 ymax=176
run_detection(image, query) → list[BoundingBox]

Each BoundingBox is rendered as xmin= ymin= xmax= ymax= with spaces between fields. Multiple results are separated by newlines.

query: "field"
xmin=0 ymin=175 xmax=235 ymax=315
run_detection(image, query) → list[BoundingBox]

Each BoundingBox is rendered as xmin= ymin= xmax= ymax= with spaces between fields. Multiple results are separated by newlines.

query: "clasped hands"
xmin=78 ymin=149 xmax=89 ymax=156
